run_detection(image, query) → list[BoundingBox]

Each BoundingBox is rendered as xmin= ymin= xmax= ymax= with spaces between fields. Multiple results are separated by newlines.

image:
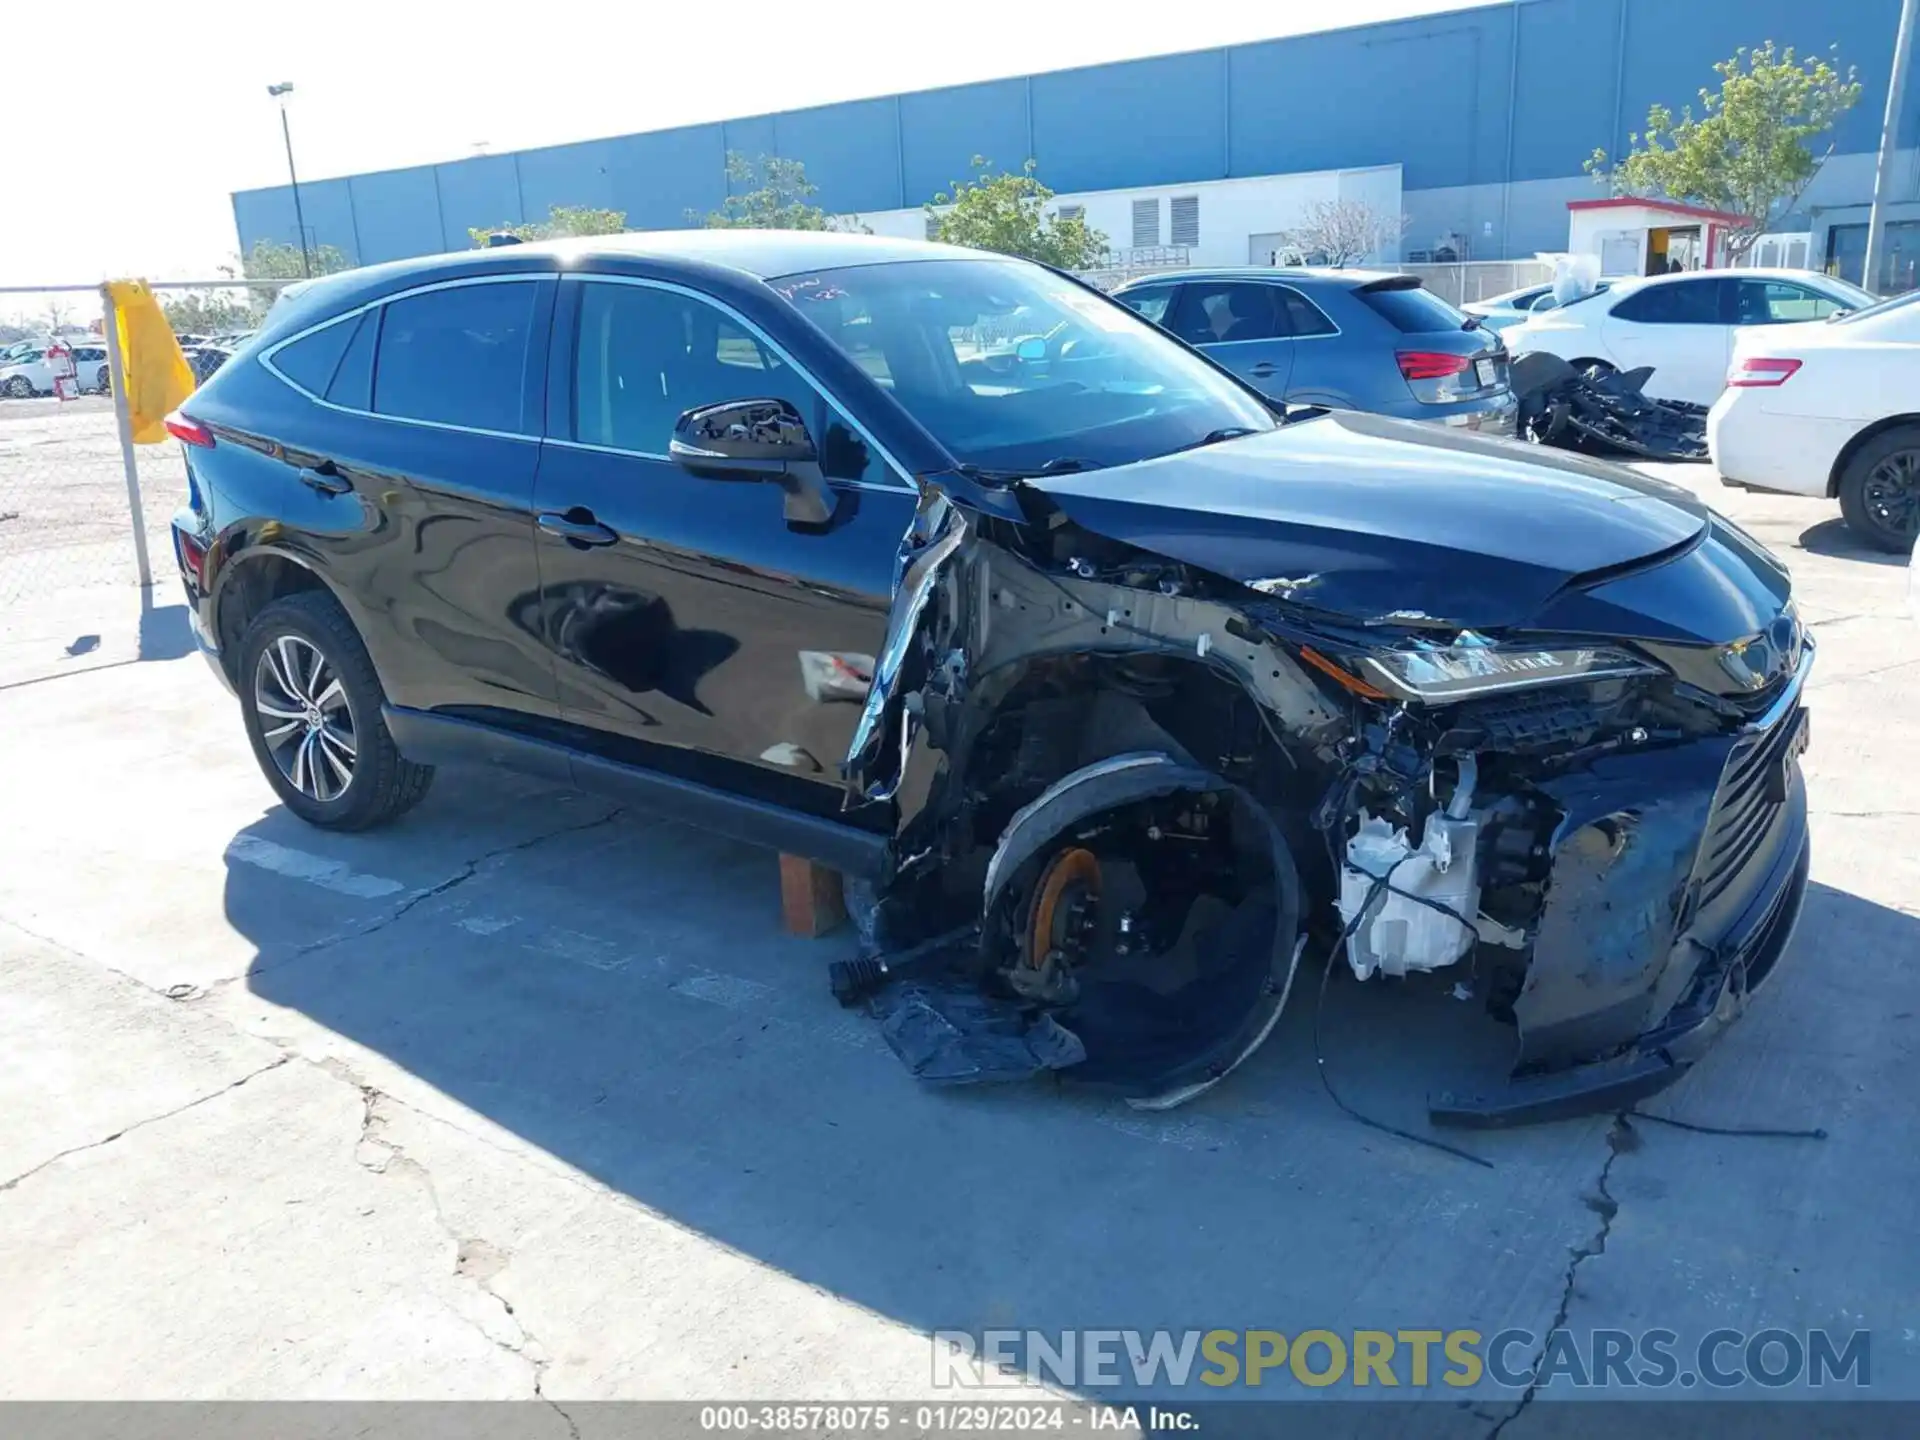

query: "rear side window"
xmin=1356 ymin=281 xmax=1469 ymax=333
xmin=373 ymin=281 xmax=539 ymax=434
xmin=1610 ymin=279 xmax=1725 ymax=325
xmin=1274 ymin=286 xmax=1338 ymax=337
xmin=269 ymin=315 xmax=357 ymax=396
xmin=1169 ymin=283 xmax=1281 ymax=344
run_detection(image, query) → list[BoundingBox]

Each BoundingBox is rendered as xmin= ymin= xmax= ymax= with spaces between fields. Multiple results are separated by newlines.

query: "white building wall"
xmin=849 ymin=164 xmax=1405 ymax=268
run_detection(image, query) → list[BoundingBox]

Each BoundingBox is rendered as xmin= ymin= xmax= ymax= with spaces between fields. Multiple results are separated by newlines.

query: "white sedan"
xmin=0 ymin=344 xmax=112 ymax=398
xmin=1506 ymin=268 xmax=1874 ymax=406
xmin=1708 ymin=290 xmax=1920 ymax=553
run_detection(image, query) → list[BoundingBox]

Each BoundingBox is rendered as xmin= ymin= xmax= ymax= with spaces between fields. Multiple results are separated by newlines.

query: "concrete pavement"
xmin=0 ymin=470 xmax=1915 ymax=1427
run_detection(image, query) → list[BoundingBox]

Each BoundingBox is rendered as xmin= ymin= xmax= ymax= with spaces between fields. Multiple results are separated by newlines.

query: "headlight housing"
xmin=1359 ymin=641 xmax=1653 ymax=702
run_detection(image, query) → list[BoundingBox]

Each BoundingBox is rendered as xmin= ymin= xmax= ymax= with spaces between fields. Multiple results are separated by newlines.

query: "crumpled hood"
xmin=1025 ymin=410 xmax=1725 ymax=636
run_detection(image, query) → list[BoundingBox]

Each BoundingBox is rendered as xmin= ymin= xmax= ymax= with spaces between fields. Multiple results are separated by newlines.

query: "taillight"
xmin=175 ymin=529 xmax=209 ymax=588
xmin=1727 ymin=357 xmax=1802 ymax=388
xmin=1397 ymin=351 xmax=1473 ymax=381
xmin=164 ymin=411 xmax=215 ymax=447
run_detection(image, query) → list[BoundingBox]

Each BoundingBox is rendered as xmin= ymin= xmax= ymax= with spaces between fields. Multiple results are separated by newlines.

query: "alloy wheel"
xmin=4 ymin=377 xmax=30 ymax=398
xmin=253 ymin=634 xmax=357 ymax=802
xmin=1863 ymin=449 xmax=1920 ymax=544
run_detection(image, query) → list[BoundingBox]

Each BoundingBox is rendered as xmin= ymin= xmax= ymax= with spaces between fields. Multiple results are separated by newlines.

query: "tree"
xmin=926 ymin=158 xmax=1108 ymax=269
xmin=1586 ymin=42 xmax=1862 ymax=259
xmin=468 ymin=205 xmax=628 ymax=246
xmin=1280 ymin=199 xmax=1410 ymax=268
xmin=162 ymin=292 xmax=253 ymax=335
xmin=697 ymin=153 xmax=857 ymax=231
xmin=238 ymin=239 xmax=353 ymax=280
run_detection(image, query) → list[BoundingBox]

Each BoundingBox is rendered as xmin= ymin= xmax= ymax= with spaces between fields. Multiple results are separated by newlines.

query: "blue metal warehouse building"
xmin=232 ymin=0 xmax=1920 ymax=284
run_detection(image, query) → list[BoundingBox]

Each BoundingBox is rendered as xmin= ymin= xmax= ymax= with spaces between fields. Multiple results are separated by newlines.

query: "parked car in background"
xmin=1709 ymin=289 xmax=1920 ymax=553
xmin=165 ymin=231 xmax=1811 ymax=1122
xmin=1112 ymin=268 xmax=1516 ymax=433
xmin=0 ymin=343 xmax=112 ymax=398
xmin=1464 ymin=280 xmax=1615 ymax=332
xmin=1507 ymin=269 xmax=1874 ymax=407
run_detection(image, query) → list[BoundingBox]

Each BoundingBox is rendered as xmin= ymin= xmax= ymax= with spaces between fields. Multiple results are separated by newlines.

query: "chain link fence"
xmin=0 ymin=280 xmax=291 ymax=609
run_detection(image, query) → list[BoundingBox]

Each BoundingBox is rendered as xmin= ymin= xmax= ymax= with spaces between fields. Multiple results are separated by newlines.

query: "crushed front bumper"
xmin=1430 ymin=661 xmax=1814 ymax=1128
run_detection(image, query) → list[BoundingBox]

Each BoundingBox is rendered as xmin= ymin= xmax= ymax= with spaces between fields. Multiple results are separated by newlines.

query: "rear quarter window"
xmin=268 ymin=314 xmax=360 ymax=397
xmin=1356 ymin=282 xmax=1470 ymax=334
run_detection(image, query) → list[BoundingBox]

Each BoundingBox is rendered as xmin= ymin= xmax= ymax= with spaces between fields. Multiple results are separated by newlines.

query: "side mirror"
xmin=670 ymin=398 xmax=835 ymax=529
xmin=1014 ymin=335 xmax=1047 ymax=361
xmin=670 ymin=398 xmax=818 ymax=477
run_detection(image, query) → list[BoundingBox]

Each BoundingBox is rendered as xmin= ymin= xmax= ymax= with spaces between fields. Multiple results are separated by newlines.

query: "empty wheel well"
xmin=949 ymin=652 xmax=1330 ymax=873
xmin=1827 ymin=414 xmax=1920 ymax=497
xmin=214 ymin=554 xmax=329 ymax=682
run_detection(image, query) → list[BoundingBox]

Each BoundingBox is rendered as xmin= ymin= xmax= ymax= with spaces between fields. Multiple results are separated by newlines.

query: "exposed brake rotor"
xmin=1023 ymin=846 xmax=1102 ymax=973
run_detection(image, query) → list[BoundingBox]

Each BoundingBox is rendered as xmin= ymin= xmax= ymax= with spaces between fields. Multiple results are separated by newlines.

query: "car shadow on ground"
xmin=228 ymin=787 xmax=1915 ymax=1403
xmin=1797 ymin=516 xmax=1913 ymax=566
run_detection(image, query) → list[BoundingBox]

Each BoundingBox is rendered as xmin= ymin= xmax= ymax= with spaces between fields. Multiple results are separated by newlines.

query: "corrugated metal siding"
xmin=232 ymin=0 xmax=1912 ymax=265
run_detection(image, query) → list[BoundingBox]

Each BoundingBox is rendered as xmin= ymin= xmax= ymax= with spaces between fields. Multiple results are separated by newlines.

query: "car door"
xmin=1267 ymin=283 xmax=1341 ymax=402
xmin=1599 ymin=277 xmax=1733 ymax=404
xmin=1165 ymin=280 xmax=1294 ymax=398
xmin=530 ymin=275 xmax=918 ymax=822
xmin=255 ymin=274 xmax=562 ymax=725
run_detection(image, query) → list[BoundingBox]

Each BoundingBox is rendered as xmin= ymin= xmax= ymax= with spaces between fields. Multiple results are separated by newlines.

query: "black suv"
xmin=170 ymin=232 xmax=1811 ymax=1124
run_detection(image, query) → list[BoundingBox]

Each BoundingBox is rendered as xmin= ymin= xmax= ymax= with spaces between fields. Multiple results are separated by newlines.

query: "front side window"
xmin=770 ymin=257 xmax=1275 ymax=475
xmin=1116 ymin=285 xmax=1177 ymax=326
xmin=373 ymin=281 xmax=538 ymax=434
xmin=572 ymin=281 xmax=888 ymax=486
xmin=1736 ymin=280 xmax=1849 ymax=325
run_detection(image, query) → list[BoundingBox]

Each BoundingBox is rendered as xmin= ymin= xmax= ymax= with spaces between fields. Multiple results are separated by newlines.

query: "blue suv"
xmin=1114 ymin=268 xmax=1516 ymax=433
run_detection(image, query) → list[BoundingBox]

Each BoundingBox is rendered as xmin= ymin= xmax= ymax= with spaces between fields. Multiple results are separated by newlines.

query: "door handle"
xmin=298 ymin=463 xmax=350 ymax=496
xmin=537 ymin=511 xmax=620 ymax=547
xmin=1249 ymin=362 xmax=1281 ymax=378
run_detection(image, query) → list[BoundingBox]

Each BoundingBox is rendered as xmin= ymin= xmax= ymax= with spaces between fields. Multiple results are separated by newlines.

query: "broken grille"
xmin=1695 ymin=706 xmax=1805 ymax=905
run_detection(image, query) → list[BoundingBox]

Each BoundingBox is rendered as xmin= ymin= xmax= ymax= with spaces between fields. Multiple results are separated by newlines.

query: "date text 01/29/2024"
xmin=697 ymin=1404 xmax=1197 ymax=1431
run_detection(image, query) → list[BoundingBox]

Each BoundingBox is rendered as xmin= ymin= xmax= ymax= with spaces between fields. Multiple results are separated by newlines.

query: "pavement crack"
xmin=252 ymin=806 xmax=629 ymax=975
xmin=317 ymin=1056 xmax=568 ymax=1413
xmin=0 ymin=1055 xmax=291 ymax=1197
xmin=1486 ymin=1113 xmax=1632 ymax=1439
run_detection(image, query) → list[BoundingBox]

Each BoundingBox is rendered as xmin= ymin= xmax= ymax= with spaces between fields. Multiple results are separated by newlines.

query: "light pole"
xmin=267 ymin=82 xmax=311 ymax=279
xmin=1864 ymin=0 xmax=1917 ymax=295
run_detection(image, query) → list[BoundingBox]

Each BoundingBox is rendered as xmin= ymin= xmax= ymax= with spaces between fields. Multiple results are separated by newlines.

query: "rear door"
xmin=1600 ymin=277 xmax=1732 ymax=404
xmin=1268 ymin=283 xmax=1341 ymax=402
xmin=529 ymin=275 xmax=917 ymax=821
xmin=255 ymin=275 xmax=561 ymax=723
xmin=1165 ymin=280 xmax=1294 ymax=398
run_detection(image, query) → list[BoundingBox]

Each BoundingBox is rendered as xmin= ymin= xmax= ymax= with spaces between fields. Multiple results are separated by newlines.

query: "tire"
xmin=237 ymin=590 xmax=434 ymax=830
xmin=3 ymin=376 xmax=31 ymax=398
xmin=96 ymin=365 xmax=111 ymax=396
xmin=1837 ymin=426 xmax=1920 ymax=554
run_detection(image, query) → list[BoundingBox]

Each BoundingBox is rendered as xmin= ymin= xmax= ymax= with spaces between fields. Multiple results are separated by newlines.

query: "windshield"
xmin=1830 ymin=287 xmax=1920 ymax=324
xmin=768 ymin=257 xmax=1275 ymax=474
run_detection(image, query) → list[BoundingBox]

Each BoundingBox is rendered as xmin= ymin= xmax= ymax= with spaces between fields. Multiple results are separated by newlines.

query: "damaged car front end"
xmin=777 ymin=258 xmax=1812 ymax=1128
